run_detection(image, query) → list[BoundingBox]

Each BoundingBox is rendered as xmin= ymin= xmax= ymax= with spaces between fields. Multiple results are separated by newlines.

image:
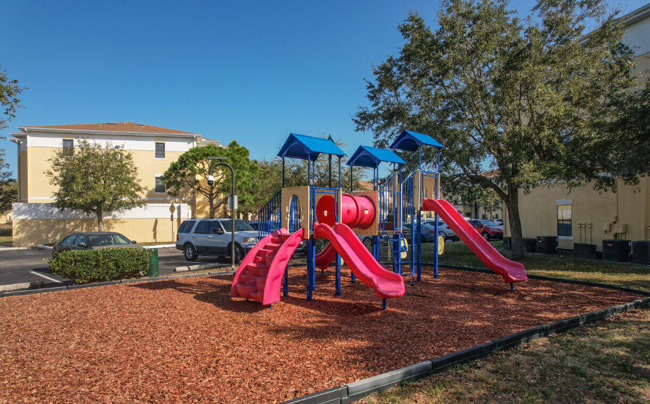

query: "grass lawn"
xmin=361 ymin=241 xmax=650 ymax=404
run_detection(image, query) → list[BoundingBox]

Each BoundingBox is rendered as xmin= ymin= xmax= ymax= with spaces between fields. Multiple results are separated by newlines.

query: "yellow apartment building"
xmin=509 ymin=3 xmax=650 ymax=253
xmin=9 ymin=122 xmax=224 ymax=246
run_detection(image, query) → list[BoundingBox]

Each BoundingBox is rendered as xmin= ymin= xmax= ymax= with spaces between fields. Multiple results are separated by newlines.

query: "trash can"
xmin=148 ymin=248 xmax=159 ymax=277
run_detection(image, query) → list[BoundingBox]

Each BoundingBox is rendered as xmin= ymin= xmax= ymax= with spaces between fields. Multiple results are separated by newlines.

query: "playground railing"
xmin=310 ymin=187 xmax=339 ymax=231
xmin=258 ymin=190 xmax=281 ymax=239
xmin=378 ymin=172 xmax=400 ymax=231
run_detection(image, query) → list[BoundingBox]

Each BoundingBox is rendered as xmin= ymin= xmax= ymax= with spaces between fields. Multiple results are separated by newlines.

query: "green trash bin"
xmin=148 ymin=248 xmax=159 ymax=277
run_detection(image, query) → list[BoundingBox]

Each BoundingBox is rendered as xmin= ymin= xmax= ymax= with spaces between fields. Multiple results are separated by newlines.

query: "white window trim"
xmin=155 ymin=141 xmax=166 ymax=160
xmin=154 ymin=174 xmax=166 ymax=194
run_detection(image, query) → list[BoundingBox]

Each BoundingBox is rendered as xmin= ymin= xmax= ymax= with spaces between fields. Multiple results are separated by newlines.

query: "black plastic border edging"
xmin=436 ymin=263 xmax=650 ymax=296
xmin=0 ymin=270 xmax=237 ymax=298
xmin=282 ymin=265 xmax=650 ymax=404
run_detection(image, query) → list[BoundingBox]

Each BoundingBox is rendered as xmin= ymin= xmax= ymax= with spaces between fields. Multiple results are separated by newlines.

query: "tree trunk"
xmin=96 ymin=212 xmax=104 ymax=231
xmin=505 ymin=186 xmax=524 ymax=260
xmin=209 ymin=194 xmax=215 ymax=219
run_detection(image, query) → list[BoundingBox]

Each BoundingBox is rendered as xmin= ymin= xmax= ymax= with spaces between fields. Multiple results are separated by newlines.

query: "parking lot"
xmin=0 ymin=246 xmax=235 ymax=290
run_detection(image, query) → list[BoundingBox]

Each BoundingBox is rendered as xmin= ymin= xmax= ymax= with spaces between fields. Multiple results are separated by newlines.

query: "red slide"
xmin=313 ymin=222 xmax=405 ymax=299
xmin=422 ymin=198 xmax=527 ymax=283
xmin=315 ymin=242 xmax=336 ymax=269
xmin=231 ymin=228 xmax=305 ymax=306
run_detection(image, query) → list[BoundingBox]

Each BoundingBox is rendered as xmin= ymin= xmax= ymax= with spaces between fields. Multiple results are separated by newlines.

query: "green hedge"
xmin=48 ymin=248 xmax=152 ymax=284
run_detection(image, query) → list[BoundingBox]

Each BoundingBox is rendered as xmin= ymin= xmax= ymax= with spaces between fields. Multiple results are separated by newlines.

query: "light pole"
xmin=207 ymin=157 xmax=237 ymax=270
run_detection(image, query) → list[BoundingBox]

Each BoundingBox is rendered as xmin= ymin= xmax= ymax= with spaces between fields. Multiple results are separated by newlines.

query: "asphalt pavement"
xmin=0 ymin=246 xmax=236 ymax=292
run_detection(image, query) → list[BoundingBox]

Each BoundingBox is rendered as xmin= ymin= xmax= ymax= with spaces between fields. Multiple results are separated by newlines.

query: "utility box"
xmin=613 ymin=223 xmax=627 ymax=233
xmin=632 ymin=241 xmax=650 ymax=264
xmin=602 ymin=239 xmax=631 ymax=262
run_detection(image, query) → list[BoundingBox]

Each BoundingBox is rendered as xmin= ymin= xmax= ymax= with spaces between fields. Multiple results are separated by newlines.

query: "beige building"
xmin=9 ymin=122 xmax=224 ymax=246
xmin=512 ymin=4 xmax=650 ymax=252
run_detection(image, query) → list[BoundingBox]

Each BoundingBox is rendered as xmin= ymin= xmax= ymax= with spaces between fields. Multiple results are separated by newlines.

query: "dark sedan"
xmin=52 ymin=231 xmax=142 ymax=257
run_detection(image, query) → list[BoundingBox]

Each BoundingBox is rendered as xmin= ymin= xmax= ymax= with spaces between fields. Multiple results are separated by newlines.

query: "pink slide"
xmin=315 ymin=242 xmax=336 ymax=269
xmin=313 ymin=222 xmax=405 ymax=299
xmin=231 ymin=228 xmax=305 ymax=305
xmin=422 ymin=198 xmax=527 ymax=283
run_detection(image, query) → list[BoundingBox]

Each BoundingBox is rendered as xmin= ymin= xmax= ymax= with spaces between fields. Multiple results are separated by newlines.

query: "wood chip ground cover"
xmin=0 ymin=267 xmax=643 ymax=403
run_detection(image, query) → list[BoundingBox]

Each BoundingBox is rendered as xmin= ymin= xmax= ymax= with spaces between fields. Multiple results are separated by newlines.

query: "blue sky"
xmin=1 ymin=0 xmax=647 ymax=178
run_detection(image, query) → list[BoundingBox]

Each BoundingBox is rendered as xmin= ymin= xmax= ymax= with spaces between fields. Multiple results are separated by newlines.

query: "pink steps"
xmin=235 ymin=233 xmax=290 ymax=302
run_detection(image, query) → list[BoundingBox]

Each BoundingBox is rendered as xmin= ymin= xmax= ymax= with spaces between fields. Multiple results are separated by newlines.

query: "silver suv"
xmin=176 ymin=219 xmax=259 ymax=262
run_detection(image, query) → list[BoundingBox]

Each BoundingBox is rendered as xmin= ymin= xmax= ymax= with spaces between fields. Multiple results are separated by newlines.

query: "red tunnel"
xmin=316 ymin=194 xmax=376 ymax=229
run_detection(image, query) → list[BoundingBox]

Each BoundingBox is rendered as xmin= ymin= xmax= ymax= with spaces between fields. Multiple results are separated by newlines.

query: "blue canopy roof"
xmin=389 ymin=130 xmax=444 ymax=152
xmin=346 ymin=146 xmax=406 ymax=168
xmin=277 ymin=133 xmax=346 ymax=161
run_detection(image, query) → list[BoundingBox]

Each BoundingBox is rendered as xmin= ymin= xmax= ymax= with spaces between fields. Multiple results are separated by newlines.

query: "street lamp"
xmin=208 ymin=156 xmax=237 ymax=270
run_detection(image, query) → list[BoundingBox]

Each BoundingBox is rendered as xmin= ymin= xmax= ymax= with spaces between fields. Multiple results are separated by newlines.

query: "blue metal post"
xmin=283 ymin=267 xmax=289 ymax=297
xmin=335 ymin=254 xmax=341 ymax=296
xmin=282 ymin=157 xmax=285 ymax=187
xmin=307 ymin=238 xmax=314 ymax=300
xmin=510 ymin=283 xmax=515 ymax=291
xmin=416 ymin=210 xmax=421 ymax=283
xmin=381 ymin=299 xmax=387 ymax=310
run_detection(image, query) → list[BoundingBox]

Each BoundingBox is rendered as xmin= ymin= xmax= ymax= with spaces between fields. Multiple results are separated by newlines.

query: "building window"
xmin=155 ymin=175 xmax=166 ymax=194
xmin=62 ymin=139 xmax=74 ymax=154
xmin=557 ymin=205 xmax=572 ymax=237
xmin=155 ymin=142 xmax=165 ymax=159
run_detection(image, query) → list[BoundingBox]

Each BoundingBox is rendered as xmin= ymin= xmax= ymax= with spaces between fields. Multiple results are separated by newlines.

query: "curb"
xmin=0 ymin=246 xmax=31 ymax=252
xmin=143 ymin=244 xmax=175 ymax=249
xmin=0 ymin=283 xmax=32 ymax=292
xmin=174 ymin=263 xmax=233 ymax=272
xmin=283 ymin=295 xmax=650 ymax=404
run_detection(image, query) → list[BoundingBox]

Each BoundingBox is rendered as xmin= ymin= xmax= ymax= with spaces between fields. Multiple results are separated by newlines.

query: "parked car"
xmin=467 ymin=219 xmax=503 ymax=240
xmin=402 ymin=222 xmax=444 ymax=243
xmin=176 ymin=218 xmax=259 ymax=262
xmin=421 ymin=219 xmax=458 ymax=240
xmin=494 ymin=219 xmax=504 ymax=226
xmin=52 ymin=231 xmax=142 ymax=257
xmin=247 ymin=221 xmax=259 ymax=230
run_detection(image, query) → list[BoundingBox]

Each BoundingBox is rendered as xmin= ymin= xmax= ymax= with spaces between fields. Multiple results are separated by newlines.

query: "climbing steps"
xmin=231 ymin=228 xmax=305 ymax=305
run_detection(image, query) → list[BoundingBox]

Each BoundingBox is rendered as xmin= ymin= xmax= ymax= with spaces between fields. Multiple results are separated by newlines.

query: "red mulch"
xmin=0 ymin=267 xmax=643 ymax=403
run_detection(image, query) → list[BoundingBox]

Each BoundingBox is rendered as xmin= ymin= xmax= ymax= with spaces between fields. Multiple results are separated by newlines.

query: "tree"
xmin=46 ymin=140 xmax=145 ymax=231
xmin=354 ymin=0 xmax=637 ymax=259
xmin=0 ymin=66 xmax=26 ymax=214
xmin=0 ymin=66 xmax=25 ymax=131
xmin=162 ymin=141 xmax=258 ymax=219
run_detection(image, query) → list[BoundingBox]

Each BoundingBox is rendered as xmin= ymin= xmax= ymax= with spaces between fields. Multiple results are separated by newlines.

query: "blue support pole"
xmin=416 ymin=210 xmax=421 ymax=283
xmin=510 ymin=283 xmax=515 ymax=291
xmin=283 ymin=266 xmax=289 ymax=297
xmin=335 ymin=253 xmax=341 ymax=296
xmin=282 ymin=157 xmax=285 ymax=187
xmin=306 ymin=238 xmax=314 ymax=301
xmin=381 ymin=299 xmax=387 ymax=310
xmin=393 ymin=233 xmax=401 ymax=274
xmin=373 ymin=235 xmax=380 ymax=261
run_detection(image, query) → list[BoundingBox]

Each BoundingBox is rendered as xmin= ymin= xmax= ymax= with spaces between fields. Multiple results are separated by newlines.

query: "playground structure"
xmin=231 ymin=131 xmax=527 ymax=308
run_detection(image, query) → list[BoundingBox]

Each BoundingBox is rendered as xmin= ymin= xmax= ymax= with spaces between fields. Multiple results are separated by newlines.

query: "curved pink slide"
xmin=315 ymin=242 xmax=336 ymax=269
xmin=313 ymin=222 xmax=405 ymax=299
xmin=231 ymin=228 xmax=305 ymax=305
xmin=422 ymin=198 xmax=527 ymax=283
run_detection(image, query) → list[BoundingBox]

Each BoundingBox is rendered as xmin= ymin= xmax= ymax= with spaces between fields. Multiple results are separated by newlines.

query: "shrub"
xmin=48 ymin=248 xmax=151 ymax=284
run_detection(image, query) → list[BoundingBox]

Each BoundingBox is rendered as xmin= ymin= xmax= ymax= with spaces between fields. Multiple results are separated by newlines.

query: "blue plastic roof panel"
xmin=389 ymin=130 xmax=444 ymax=152
xmin=277 ymin=133 xmax=346 ymax=161
xmin=346 ymin=146 xmax=406 ymax=168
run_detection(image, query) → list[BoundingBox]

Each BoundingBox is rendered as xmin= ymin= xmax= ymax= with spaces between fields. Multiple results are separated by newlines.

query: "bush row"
xmin=48 ymin=248 xmax=152 ymax=284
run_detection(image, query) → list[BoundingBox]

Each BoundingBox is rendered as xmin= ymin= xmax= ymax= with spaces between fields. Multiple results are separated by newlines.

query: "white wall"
xmin=12 ymin=203 xmax=191 ymax=220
